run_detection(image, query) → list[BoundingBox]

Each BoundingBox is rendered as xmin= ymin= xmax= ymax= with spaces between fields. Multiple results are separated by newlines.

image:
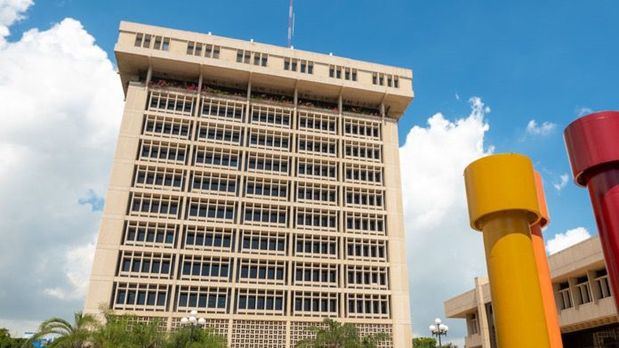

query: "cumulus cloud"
xmin=0 ymin=10 xmax=123 ymax=335
xmin=526 ymin=119 xmax=557 ymax=136
xmin=0 ymin=0 xmax=33 ymax=45
xmin=400 ymin=97 xmax=493 ymax=340
xmin=553 ymin=173 xmax=569 ymax=191
xmin=546 ymin=227 xmax=592 ymax=254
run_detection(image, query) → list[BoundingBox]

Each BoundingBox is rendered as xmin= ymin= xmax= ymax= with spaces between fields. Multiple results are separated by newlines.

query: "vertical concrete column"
xmin=473 ymin=277 xmax=492 ymax=348
xmin=382 ymin=119 xmax=412 ymax=348
xmin=532 ymin=172 xmax=563 ymax=348
xmin=83 ymin=83 xmax=148 ymax=315
xmin=464 ymin=154 xmax=550 ymax=348
xmin=564 ymin=111 xmax=619 ymax=312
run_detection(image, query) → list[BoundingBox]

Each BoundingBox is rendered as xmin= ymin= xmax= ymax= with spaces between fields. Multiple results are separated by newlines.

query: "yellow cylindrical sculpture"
xmin=532 ymin=172 xmax=563 ymax=348
xmin=464 ymin=154 xmax=550 ymax=348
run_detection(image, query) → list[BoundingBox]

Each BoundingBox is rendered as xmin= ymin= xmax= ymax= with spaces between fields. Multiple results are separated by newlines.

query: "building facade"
xmin=84 ymin=21 xmax=414 ymax=348
xmin=444 ymin=236 xmax=617 ymax=348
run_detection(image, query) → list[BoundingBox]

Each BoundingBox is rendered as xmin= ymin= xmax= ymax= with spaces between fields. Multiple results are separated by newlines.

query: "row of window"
xmin=556 ymin=269 xmax=611 ymax=310
xmin=118 ymin=252 xmax=389 ymax=284
xmin=284 ymin=58 xmax=314 ymax=74
xmin=372 ymin=73 xmax=399 ymax=88
xmin=134 ymin=33 xmax=402 ymax=92
xmin=112 ymin=282 xmax=390 ymax=317
xmin=186 ymin=41 xmax=221 ymax=58
xmin=132 ymin=166 xmax=383 ymax=199
xmin=329 ymin=65 xmax=358 ymax=81
xmin=236 ymin=50 xmax=268 ymax=67
xmin=134 ymin=33 xmax=170 ymax=51
xmin=147 ymin=92 xmax=384 ymax=136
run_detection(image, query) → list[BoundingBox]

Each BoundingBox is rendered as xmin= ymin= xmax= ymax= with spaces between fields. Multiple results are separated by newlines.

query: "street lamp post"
xmin=180 ymin=310 xmax=206 ymax=342
xmin=429 ymin=318 xmax=448 ymax=347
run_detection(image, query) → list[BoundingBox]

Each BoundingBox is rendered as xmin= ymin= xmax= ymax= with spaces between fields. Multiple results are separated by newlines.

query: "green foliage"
xmin=295 ymin=319 xmax=388 ymax=348
xmin=164 ymin=326 xmax=226 ymax=348
xmin=0 ymin=328 xmax=25 ymax=348
xmin=23 ymin=311 xmax=227 ymax=348
xmin=412 ymin=337 xmax=436 ymax=348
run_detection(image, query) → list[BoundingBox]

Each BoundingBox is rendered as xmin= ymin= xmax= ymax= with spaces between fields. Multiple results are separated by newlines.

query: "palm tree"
xmin=295 ymin=319 xmax=388 ymax=348
xmin=24 ymin=312 xmax=99 ymax=348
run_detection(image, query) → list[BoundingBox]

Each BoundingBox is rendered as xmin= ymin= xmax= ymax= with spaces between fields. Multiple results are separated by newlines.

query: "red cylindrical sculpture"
xmin=564 ymin=111 xmax=619 ymax=311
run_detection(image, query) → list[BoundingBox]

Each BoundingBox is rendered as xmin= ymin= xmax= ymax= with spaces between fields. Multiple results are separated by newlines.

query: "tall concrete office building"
xmin=85 ymin=21 xmax=414 ymax=348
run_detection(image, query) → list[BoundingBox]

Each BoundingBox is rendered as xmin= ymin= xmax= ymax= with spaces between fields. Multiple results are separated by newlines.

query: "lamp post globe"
xmin=430 ymin=318 xmax=448 ymax=347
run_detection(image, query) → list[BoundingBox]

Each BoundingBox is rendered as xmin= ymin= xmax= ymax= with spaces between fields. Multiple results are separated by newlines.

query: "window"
xmin=190 ymin=171 xmax=238 ymax=195
xmin=187 ymin=41 xmax=206 ymax=56
xmin=558 ymin=282 xmax=573 ymax=310
xmin=344 ymin=118 xmax=381 ymax=139
xmin=245 ymin=177 xmax=288 ymax=200
xmin=118 ymin=251 xmax=173 ymax=279
xmin=344 ymin=164 xmax=383 ymax=185
xmin=250 ymin=104 xmax=292 ymax=128
xmin=576 ymin=276 xmax=592 ymax=304
xmin=345 ymin=212 xmax=386 ymax=235
xmin=134 ymin=165 xmax=184 ymax=191
xmin=297 ymin=158 xmax=337 ymax=180
xmin=345 ymin=187 xmax=385 ymax=209
xmin=295 ymin=235 xmax=337 ymax=257
xmin=143 ymin=34 xmax=152 ymax=48
xmin=344 ymin=140 xmax=382 ymax=162
xmin=113 ymin=282 xmax=168 ymax=311
xmin=129 ymin=193 xmax=180 ymax=218
xmin=297 ymin=135 xmax=337 ymax=156
xmin=345 ymin=265 xmax=388 ymax=289
xmin=246 ymin=153 xmax=289 ymax=175
xmin=179 ymin=255 xmax=231 ymax=281
xmin=242 ymin=203 xmax=287 ymax=226
xmin=201 ymin=96 xmax=245 ymax=122
xmin=297 ymin=110 xmax=337 ymax=134
xmin=177 ymin=286 xmax=228 ymax=313
xmin=197 ymin=122 xmax=243 ymax=145
xmin=346 ymin=238 xmax=388 ymax=261
xmin=203 ymin=44 xmax=221 ymax=58
xmin=237 ymin=289 xmax=285 ymax=314
xmin=347 ymin=294 xmax=390 ymax=318
xmin=237 ymin=259 xmax=285 ymax=284
xmin=293 ymin=262 xmax=338 ymax=287
xmin=194 ymin=146 xmax=240 ymax=169
xmin=186 ymin=198 xmax=235 ymax=221
xmin=253 ymin=52 xmax=268 ymax=66
xmin=296 ymin=183 xmax=337 ymax=205
xmin=293 ymin=292 xmax=338 ymax=317
xmin=148 ymin=90 xmax=195 ymax=115
xmin=124 ymin=221 xmax=177 ymax=248
xmin=248 ymin=129 xmax=290 ymax=150
xmin=296 ymin=208 xmax=338 ymax=231
xmin=594 ymin=269 xmax=611 ymax=299
xmin=135 ymin=33 xmax=144 ymax=47
xmin=143 ymin=115 xmax=191 ymax=139
xmin=240 ymin=231 xmax=287 ymax=255
xmin=183 ymin=226 xmax=233 ymax=251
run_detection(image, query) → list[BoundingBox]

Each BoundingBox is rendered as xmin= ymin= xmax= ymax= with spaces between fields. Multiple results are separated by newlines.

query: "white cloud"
xmin=0 ymin=11 xmax=123 ymax=334
xmin=576 ymin=107 xmax=592 ymax=117
xmin=526 ymin=119 xmax=557 ymax=136
xmin=553 ymin=173 xmax=569 ymax=191
xmin=546 ymin=227 xmax=591 ymax=254
xmin=400 ymin=97 xmax=493 ymax=342
xmin=0 ymin=0 xmax=33 ymax=45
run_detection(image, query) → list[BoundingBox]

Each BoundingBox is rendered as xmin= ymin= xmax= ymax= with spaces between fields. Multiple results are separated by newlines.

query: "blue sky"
xmin=2 ymin=0 xmax=619 ymax=343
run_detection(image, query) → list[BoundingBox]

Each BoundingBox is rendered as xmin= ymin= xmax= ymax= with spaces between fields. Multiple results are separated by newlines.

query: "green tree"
xmin=0 ymin=328 xmax=25 ymax=348
xmin=295 ymin=319 xmax=388 ymax=348
xmin=412 ymin=337 xmax=436 ymax=348
xmin=24 ymin=312 xmax=99 ymax=348
xmin=164 ymin=326 xmax=226 ymax=348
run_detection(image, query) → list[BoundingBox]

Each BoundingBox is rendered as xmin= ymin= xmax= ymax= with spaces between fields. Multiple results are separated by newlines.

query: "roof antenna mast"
xmin=287 ymin=0 xmax=294 ymax=47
